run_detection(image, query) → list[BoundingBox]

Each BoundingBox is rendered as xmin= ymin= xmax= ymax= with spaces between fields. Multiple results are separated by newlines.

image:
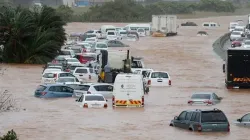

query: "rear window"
xmin=87 ymin=34 xmax=96 ymax=38
xmin=36 ymin=85 xmax=46 ymax=91
xmin=138 ymin=29 xmax=144 ymax=32
xmin=108 ymin=32 xmax=115 ymax=35
xmin=151 ymin=72 xmax=169 ymax=78
xmin=89 ymin=68 xmax=94 ymax=73
xmin=61 ymin=51 xmax=70 ymax=55
xmin=85 ymin=96 xmax=105 ymax=101
xmin=96 ymin=43 xmax=107 ymax=48
xmin=75 ymin=68 xmax=88 ymax=73
xmin=191 ymin=94 xmax=211 ymax=99
xmin=201 ymin=111 xmax=228 ymax=123
xmin=57 ymin=78 xmax=75 ymax=82
xmin=43 ymin=73 xmax=55 ymax=78
xmin=83 ymin=56 xmax=95 ymax=61
xmin=120 ymin=31 xmax=127 ymax=34
xmin=79 ymin=85 xmax=90 ymax=91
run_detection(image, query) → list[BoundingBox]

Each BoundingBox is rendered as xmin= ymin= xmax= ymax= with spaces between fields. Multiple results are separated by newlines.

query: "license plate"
xmin=92 ymin=104 xmax=100 ymax=107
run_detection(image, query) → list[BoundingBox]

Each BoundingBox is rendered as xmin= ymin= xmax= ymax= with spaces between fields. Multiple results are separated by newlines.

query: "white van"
xmin=112 ymin=73 xmax=144 ymax=107
xmin=100 ymin=25 xmax=116 ymax=38
xmin=137 ymin=28 xmax=146 ymax=37
xmin=202 ymin=22 xmax=219 ymax=28
xmin=106 ymin=31 xmax=118 ymax=40
xmin=145 ymin=71 xmax=171 ymax=87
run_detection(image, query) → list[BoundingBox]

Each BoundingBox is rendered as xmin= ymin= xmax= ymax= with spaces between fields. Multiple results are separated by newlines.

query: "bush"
xmin=68 ymin=0 xmax=235 ymax=22
xmin=0 ymin=130 xmax=18 ymax=140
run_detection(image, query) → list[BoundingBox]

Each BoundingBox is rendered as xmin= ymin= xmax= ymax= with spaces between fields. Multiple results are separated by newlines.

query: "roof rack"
xmin=213 ymin=108 xmax=220 ymax=111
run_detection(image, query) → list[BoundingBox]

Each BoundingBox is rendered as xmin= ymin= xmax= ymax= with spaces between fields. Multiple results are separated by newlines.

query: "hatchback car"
xmin=188 ymin=92 xmax=222 ymax=105
xmin=234 ymin=113 xmax=250 ymax=127
xmin=75 ymin=94 xmax=108 ymax=108
xmin=73 ymin=83 xmax=113 ymax=98
xmin=170 ymin=108 xmax=230 ymax=132
xmin=34 ymin=84 xmax=74 ymax=98
xmin=242 ymin=40 xmax=250 ymax=48
xmin=41 ymin=72 xmax=77 ymax=84
xmin=230 ymin=31 xmax=242 ymax=41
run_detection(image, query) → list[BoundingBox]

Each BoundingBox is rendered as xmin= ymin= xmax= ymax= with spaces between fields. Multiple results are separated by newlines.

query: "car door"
xmin=183 ymin=112 xmax=193 ymax=129
xmin=48 ymin=86 xmax=63 ymax=97
xmin=239 ymin=113 xmax=250 ymax=127
xmin=59 ymin=86 xmax=74 ymax=97
xmin=174 ymin=111 xmax=187 ymax=129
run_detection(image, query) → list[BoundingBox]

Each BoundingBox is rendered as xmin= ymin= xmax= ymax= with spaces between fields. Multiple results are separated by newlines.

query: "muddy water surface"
xmin=1 ymin=16 xmax=250 ymax=140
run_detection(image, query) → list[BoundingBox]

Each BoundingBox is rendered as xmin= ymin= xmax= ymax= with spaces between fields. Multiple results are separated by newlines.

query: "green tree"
xmin=0 ymin=129 xmax=18 ymax=140
xmin=56 ymin=5 xmax=74 ymax=22
xmin=0 ymin=5 xmax=66 ymax=64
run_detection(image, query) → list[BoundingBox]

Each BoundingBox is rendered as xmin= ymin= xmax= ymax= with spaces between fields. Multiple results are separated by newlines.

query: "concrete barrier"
xmin=212 ymin=32 xmax=231 ymax=61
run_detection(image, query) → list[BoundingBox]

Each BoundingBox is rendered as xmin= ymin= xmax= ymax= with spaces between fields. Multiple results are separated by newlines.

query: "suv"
xmin=170 ymin=108 xmax=230 ymax=132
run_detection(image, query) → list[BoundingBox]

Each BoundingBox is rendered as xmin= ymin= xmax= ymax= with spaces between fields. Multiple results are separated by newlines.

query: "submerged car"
xmin=188 ymin=92 xmax=222 ymax=105
xmin=170 ymin=108 xmax=230 ymax=132
xmin=75 ymin=94 xmax=108 ymax=108
xmin=234 ymin=113 xmax=250 ymax=127
xmin=34 ymin=84 xmax=74 ymax=98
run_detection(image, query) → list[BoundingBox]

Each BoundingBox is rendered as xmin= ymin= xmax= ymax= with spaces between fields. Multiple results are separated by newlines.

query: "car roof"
xmin=84 ymin=94 xmax=104 ymax=96
xmin=65 ymin=58 xmax=77 ymax=60
xmin=186 ymin=108 xmax=222 ymax=112
xmin=151 ymin=71 xmax=169 ymax=73
xmin=58 ymin=77 xmax=75 ymax=79
xmin=192 ymin=92 xmax=213 ymax=95
xmin=41 ymin=83 xmax=69 ymax=87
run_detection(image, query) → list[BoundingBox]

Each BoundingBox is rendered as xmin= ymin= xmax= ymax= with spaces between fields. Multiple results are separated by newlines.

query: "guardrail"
xmin=212 ymin=32 xmax=231 ymax=61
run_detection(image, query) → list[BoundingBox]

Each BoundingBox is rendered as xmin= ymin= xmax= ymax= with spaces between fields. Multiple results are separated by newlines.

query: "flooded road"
xmin=1 ymin=16 xmax=250 ymax=140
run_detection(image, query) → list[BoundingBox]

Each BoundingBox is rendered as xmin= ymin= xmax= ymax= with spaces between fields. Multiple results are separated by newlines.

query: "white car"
xmin=145 ymin=71 xmax=171 ymax=87
xmin=56 ymin=77 xmax=81 ymax=85
xmin=187 ymin=92 xmax=222 ymax=106
xmin=41 ymin=72 xmax=76 ymax=84
xmin=47 ymin=65 xmax=63 ymax=71
xmin=85 ymin=37 xmax=97 ymax=42
xmin=76 ymin=94 xmax=108 ymax=108
xmin=73 ymin=83 xmax=113 ymax=98
xmin=242 ymin=40 xmax=250 ymax=48
xmin=61 ymin=49 xmax=75 ymax=58
xmin=137 ymin=28 xmax=146 ymax=37
xmin=65 ymin=58 xmax=81 ymax=65
xmin=118 ymin=30 xmax=127 ymax=40
xmin=234 ymin=113 xmax=250 ymax=127
xmin=95 ymin=42 xmax=108 ymax=50
xmin=42 ymin=68 xmax=62 ymax=75
xmin=76 ymin=42 xmax=95 ymax=53
xmin=73 ymin=67 xmax=97 ymax=83
xmin=230 ymin=31 xmax=242 ymax=41
xmin=106 ymin=31 xmax=118 ymax=40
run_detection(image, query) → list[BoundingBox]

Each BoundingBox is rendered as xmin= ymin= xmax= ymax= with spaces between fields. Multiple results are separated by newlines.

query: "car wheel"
xmin=169 ymin=123 xmax=174 ymax=126
xmin=189 ymin=127 xmax=193 ymax=131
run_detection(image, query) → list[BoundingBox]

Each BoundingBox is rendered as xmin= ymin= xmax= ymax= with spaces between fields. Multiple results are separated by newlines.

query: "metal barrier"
xmin=212 ymin=32 xmax=231 ymax=61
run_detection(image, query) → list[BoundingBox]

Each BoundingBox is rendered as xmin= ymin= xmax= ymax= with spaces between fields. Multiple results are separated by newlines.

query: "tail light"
xmin=204 ymin=100 xmax=212 ymax=104
xmin=83 ymin=103 xmax=88 ymax=108
xmin=227 ymin=123 xmax=230 ymax=132
xmin=41 ymin=92 xmax=47 ymax=95
xmin=89 ymin=75 xmax=91 ymax=80
xmin=53 ymin=73 xmax=57 ymax=78
xmin=188 ymin=100 xmax=193 ymax=104
xmin=112 ymin=95 xmax=115 ymax=105
xmin=169 ymin=80 xmax=171 ymax=85
xmin=83 ymin=48 xmax=87 ymax=52
xmin=198 ymin=124 xmax=202 ymax=132
xmin=104 ymin=103 xmax=108 ymax=108
xmin=87 ymin=91 xmax=91 ymax=94
xmin=148 ymin=80 xmax=151 ymax=85
xmin=142 ymin=96 xmax=144 ymax=106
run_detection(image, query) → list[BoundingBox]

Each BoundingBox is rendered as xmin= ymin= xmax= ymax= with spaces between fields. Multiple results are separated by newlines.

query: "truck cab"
xmin=224 ymin=48 xmax=250 ymax=89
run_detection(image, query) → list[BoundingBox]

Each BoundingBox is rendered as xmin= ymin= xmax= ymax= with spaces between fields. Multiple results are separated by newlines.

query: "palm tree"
xmin=0 ymin=5 xmax=66 ymax=64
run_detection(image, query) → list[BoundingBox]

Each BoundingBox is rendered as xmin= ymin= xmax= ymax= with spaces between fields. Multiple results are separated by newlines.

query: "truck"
xmin=151 ymin=15 xmax=177 ymax=36
xmin=223 ymin=48 xmax=250 ymax=89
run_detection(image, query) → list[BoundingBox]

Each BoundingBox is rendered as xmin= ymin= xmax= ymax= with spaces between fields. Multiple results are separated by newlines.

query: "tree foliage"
xmin=70 ymin=0 xmax=236 ymax=22
xmin=0 ymin=5 xmax=66 ymax=64
xmin=0 ymin=129 xmax=18 ymax=140
xmin=56 ymin=5 xmax=74 ymax=22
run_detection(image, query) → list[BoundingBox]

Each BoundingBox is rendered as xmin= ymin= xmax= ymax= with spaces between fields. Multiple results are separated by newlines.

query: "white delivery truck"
xmin=151 ymin=15 xmax=177 ymax=36
xmin=112 ymin=73 xmax=145 ymax=107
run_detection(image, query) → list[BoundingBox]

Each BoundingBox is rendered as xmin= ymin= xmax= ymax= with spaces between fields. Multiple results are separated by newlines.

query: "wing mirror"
xmin=106 ymin=100 xmax=108 ymax=102
xmin=174 ymin=116 xmax=179 ymax=120
xmin=237 ymin=119 xmax=241 ymax=122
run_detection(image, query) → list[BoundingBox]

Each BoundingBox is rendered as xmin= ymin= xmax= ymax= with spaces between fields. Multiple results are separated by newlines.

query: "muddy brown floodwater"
xmin=1 ymin=15 xmax=250 ymax=140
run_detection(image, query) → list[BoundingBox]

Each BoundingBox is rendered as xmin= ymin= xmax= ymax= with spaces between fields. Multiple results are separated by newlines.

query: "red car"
xmin=74 ymin=54 xmax=96 ymax=64
xmin=231 ymin=38 xmax=245 ymax=48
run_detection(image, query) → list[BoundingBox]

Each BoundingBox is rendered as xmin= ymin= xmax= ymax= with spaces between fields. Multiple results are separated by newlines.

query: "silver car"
xmin=234 ymin=113 xmax=250 ymax=127
xmin=188 ymin=92 xmax=222 ymax=105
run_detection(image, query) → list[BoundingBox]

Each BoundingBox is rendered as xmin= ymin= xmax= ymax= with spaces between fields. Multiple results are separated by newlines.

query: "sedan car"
xmin=106 ymin=40 xmax=129 ymax=48
xmin=231 ymin=37 xmax=245 ymax=48
xmin=95 ymin=42 xmax=108 ymax=50
xmin=234 ymin=113 xmax=250 ymax=127
xmin=76 ymin=94 xmax=108 ymax=108
xmin=188 ymin=92 xmax=222 ymax=105
xmin=56 ymin=77 xmax=81 ymax=84
xmin=73 ymin=83 xmax=113 ymax=98
xmin=230 ymin=31 xmax=242 ymax=41
xmin=34 ymin=84 xmax=74 ymax=98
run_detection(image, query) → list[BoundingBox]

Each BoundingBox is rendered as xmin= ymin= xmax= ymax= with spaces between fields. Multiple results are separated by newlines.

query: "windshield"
xmin=71 ymin=48 xmax=81 ymax=53
xmin=57 ymin=78 xmax=75 ymax=82
xmin=201 ymin=111 xmax=227 ymax=123
xmin=108 ymin=32 xmax=115 ymax=35
xmin=96 ymin=43 xmax=107 ymax=48
xmin=67 ymin=59 xmax=79 ymax=62
xmin=36 ymin=85 xmax=46 ymax=91
xmin=191 ymin=94 xmax=211 ymax=99
xmin=119 ymin=31 xmax=127 ymax=34
xmin=106 ymin=28 xmax=115 ymax=32
xmin=138 ymin=29 xmax=144 ymax=32
xmin=75 ymin=69 xmax=88 ymax=73
xmin=232 ymin=32 xmax=241 ymax=35
xmin=86 ymin=30 xmax=94 ymax=33
xmin=234 ymin=28 xmax=243 ymax=32
xmin=85 ymin=96 xmax=105 ymax=101
xmin=245 ymin=41 xmax=250 ymax=45
xmin=61 ymin=51 xmax=70 ymax=55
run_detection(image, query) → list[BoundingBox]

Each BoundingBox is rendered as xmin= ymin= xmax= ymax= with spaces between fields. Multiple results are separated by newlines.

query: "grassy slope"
xmin=72 ymin=7 xmax=250 ymax=19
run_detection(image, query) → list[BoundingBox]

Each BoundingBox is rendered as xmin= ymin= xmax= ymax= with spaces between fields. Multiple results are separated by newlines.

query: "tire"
xmin=189 ymin=128 xmax=193 ymax=131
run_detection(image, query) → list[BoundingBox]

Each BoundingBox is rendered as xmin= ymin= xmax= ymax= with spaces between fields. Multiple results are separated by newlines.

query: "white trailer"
xmin=151 ymin=15 xmax=177 ymax=36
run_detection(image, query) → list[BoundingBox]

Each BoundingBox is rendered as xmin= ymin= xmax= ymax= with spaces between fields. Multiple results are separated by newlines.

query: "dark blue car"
xmin=34 ymin=84 xmax=74 ymax=98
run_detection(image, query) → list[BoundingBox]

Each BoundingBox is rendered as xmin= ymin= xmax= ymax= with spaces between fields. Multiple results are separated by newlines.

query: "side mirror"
xmin=174 ymin=116 xmax=179 ymax=120
xmin=237 ymin=119 xmax=241 ymax=122
xmin=106 ymin=100 xmax=108 ymax=102
xmin=223 ymin=64 xmax=225 ymax=73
